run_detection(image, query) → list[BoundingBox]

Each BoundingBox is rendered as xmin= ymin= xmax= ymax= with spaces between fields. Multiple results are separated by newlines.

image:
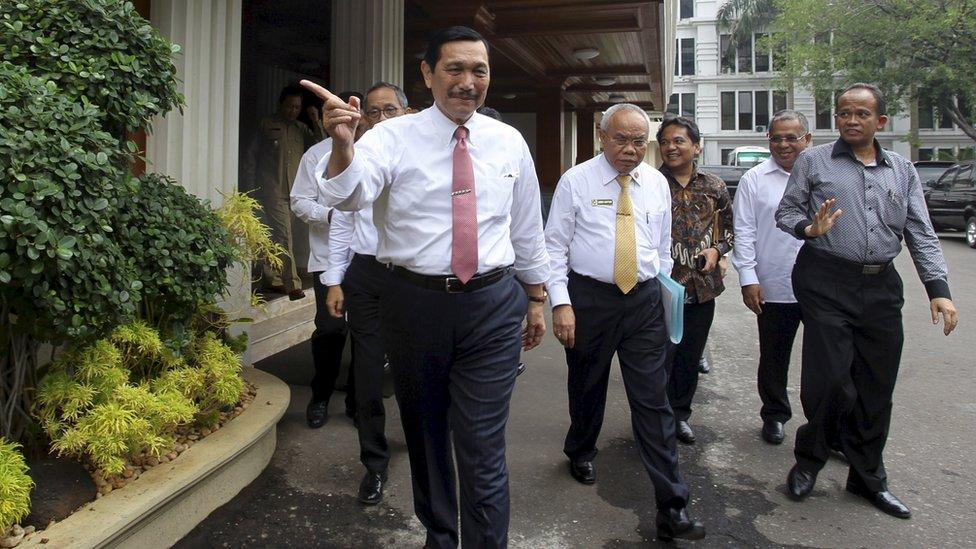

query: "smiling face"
xmin=658 ymin=123 xmax=701 ymax=172
xmin=421 ymin=40 xmax=489 ymax=124
xmin=364 ymin=87 xmax=405 ymax=130
xmin=835 ymin=88 xmax=888 ymax=149
xmin=599 ymin=109 xmax=649 ymax=174
xmin=278 ymin=95 xmax=302 ymax=121
xmin=767 ymin=117 xmax=811 ymax=171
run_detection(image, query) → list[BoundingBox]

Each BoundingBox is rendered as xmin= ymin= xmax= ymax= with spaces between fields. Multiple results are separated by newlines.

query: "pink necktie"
xmin=451 ymin=126 xmax=478 ymax=283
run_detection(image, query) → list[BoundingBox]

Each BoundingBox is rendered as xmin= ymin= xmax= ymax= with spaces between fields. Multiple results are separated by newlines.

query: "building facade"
xmin=669 ymin=0 xmax=975 ymax=165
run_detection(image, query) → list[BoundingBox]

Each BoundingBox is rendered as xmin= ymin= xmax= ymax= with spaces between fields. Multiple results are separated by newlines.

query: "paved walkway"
xmin=178 ymin=235 xmax=975 ymax=548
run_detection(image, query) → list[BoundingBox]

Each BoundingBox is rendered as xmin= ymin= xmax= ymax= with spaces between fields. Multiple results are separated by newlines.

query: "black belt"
xmin=803 ymin=246 xmax=892 ymax=275
xmin=389 ymin=265 xmax=512 ymax=293
xmin=569 ymin=271 xmax=652 ymax=295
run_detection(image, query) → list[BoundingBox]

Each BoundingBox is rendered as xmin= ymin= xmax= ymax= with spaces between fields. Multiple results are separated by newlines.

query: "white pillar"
xmin=148 ymin=0 xmax=243 ymax=207
xmin=331 ymin=0 xmax=404 ymax=92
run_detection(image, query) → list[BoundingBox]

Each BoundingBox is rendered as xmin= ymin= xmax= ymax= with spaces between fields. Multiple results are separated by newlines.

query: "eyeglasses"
xmin=365 ymin=106 xmax=401 ymax=121
xmin=610 ymin=136 xmax=649 ymax=148
xmin=768 ymin=134 xmax=809 ymax=144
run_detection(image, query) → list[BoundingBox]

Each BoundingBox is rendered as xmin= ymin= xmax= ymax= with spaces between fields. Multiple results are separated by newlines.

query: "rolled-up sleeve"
xmin=324 ymin=210 xmax=354 ymax=286
xmin=290 ymin=148 xmax=331 ymax=226
xmin=509 ymin=140 xmax=550 ymax=284
xmin=544 ymin=175 xmax=576 ymax=307
xmin=731 ymin=173 xmax=760 ymax=286
xmin=776 ymin=152 xmax=814 ymax=239
xmin=902 ymin=164 xmax=951 ymax=299
xmin=315 ymin=128 xmax=392 ymax=211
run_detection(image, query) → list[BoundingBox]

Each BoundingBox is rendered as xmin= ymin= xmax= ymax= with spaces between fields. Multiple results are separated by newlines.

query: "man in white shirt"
xmin=301 ymin=26 xmax=549 ymax=549
xmin=732 ymin=110 xmax=811 ymax=445
xmin=321 ymin=81 xmax=411 ymax=506
xmin=545 ymin=104 xmax=705 ymax=542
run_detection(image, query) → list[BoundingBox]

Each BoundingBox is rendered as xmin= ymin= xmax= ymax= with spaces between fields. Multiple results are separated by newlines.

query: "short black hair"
xmin=656 ymin=115 xmax=701 ymax=144
xmin=477 ymin=106 xmax=502 ymax=121
xmin=837 ymin=82 xmax=887 ymax=116
xmin=366 ymin=82 xmax=409 ymax=109
xmin=278 ymin=84 xmax=304 ymax=104
xmin=423 ymin=26 xmax=489 ymax=70
xmin=338 ymin=91 xmax=364 ymax=104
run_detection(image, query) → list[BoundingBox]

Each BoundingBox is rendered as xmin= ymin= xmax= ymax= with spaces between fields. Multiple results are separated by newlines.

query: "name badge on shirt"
xmin=592 ymin=199 xmax=614 ymax=207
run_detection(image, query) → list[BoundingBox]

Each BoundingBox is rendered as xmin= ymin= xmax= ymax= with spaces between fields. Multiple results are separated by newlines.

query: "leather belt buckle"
xmin=862 ymin=264 xmax=883 ymax=275
xmin=445 ymin=276 xmax=465 ymax=293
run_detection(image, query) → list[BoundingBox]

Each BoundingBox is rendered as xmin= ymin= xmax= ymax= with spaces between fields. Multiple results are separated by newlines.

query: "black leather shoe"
xmin=761 ymin=420 xmax=785 ymax=445
xmin=787 ymin=464 xmax=818 ymax=500
xmin=828 ymin=439 xmax=847 ymax=462
xmin=569 ymin=459 xmax=596 ymax=485
xmin=846 ymin=482 xmax=911 ymax=519
xmin=306 ymin=400 xmax=329 ymax=429
xmin=698 ymin=355 xmax=710 ymax=374
xmin=656 ymin=507 xmax=706 ymax=541
xmin=358 ymin=471 xmax=387 ymax=505
xmin=676 ymin=420 xmax=695 ymax=445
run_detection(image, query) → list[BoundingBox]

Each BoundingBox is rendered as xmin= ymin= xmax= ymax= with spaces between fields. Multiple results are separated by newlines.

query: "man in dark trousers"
xmin=302 ymin=26 xmax=549 ymax=549
xmin=546 ymin=103 xmax=705 ymax=542
xmin=776 ymin=83 xmax=958 ymax=519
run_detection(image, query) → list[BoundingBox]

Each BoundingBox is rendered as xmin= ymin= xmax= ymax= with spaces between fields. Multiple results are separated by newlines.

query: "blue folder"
xmin=656 ymin=273 xmax=685 ymax=344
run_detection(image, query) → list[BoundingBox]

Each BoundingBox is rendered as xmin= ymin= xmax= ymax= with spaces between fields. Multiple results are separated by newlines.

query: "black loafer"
xmin=306 ymin=400 xmax=329 ymax=429
xmin=656 ymin=507 xmax=706 ymax=541
xmin=787 ymin=464 xmax=818 ymax=500
xmin=761 ymin=420 xmax=785 ymax=445
xmin=846 ymin=482 xmax=911 ymax=519
xmin=676 ymin=420 xmax=695 ymax=445
xmin=698 ymin=356 xmax=710 ymax=374
xmin=569 ymin=459 xmax=596 ymax=485
xmin=358 ymin=471 xmax=387 ymax=505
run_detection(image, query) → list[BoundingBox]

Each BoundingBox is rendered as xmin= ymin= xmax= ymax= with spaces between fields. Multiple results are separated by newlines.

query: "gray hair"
xmin=769 ymin=109 xmax=809 ymax=134
xmin=600 ymin=103 xmax=652 ymax=133
xmin=366 ymin=81 xmax=409 ymax=109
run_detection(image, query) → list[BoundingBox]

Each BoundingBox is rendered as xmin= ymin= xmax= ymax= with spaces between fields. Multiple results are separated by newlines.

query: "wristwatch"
xmin=527 ymin=290 xmax=548 ymax=303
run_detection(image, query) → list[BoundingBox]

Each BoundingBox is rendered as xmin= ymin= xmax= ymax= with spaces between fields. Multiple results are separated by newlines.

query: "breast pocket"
xmin=645 ymin=211 xmax=666 ymax=248
xmin=477 ymin=176 xmax=515 ymax=222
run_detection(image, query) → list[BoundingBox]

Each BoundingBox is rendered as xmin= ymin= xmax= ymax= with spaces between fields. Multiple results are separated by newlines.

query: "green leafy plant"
xmin=215 ymin=191 xmax=287 ymax=308
xmin=0 ymin=438 xmax=32 ymax=532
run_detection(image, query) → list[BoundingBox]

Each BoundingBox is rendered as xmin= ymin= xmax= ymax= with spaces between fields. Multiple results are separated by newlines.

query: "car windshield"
xmin=917 ymin=166 xmax=951 ymax=186
xmin=737 ymin=151 xmax=771 ymax=168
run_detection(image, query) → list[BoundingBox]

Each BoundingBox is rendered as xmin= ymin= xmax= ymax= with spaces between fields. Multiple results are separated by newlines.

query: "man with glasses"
xmin=731 ymin=110 xmax=811 ymax=446
xmin=776 ymin=83 xmax=958 ymax=519
xmin=546 ymin=104 xmax=705 ymax=541
xmin=322 ymin=81 xmax=410 ymax=505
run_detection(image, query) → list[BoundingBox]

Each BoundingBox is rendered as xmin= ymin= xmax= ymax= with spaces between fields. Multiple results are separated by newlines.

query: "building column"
xmin=576 ymin=109 xmax=596 ymax=165
xmin=536 ymin=87 xmax=565 ymax=191
xmin=331 ymin=0 xmax=404 ymax=92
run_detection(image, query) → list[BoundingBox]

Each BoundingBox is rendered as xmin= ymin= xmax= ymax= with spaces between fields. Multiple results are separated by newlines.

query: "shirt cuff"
xmin=794 ymin=220 xmax=813 ymax=239
xmin=924 ymin=279 xmax=951 ymax=301
xmin=322 ymin=267 xmax=345 ymax=286
xmin=548 ymin=283 xmax=571 ymax=308
xmin=738 ymin=268 xmax=760 ymax=287
xmin=318 ymin=154 xmax=364 ymax=207
xmin=515 ymin=265 xmax=550 ymax=286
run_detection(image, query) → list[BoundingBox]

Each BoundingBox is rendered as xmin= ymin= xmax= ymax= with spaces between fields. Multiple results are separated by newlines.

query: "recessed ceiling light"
xmin=572 ymin=47 xmax=600 ymax=61
xmin=502 ymin=93 xmax=517 ymax=100
xmin=594 ymin=77 xmax=616 ymax=86
xmin=608 ymin=93 xmax=626 ymax=103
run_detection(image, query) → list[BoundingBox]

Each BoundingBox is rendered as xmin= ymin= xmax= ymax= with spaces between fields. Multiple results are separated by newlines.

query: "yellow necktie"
xmin=614 ymin=174 xmax=638 ymax=293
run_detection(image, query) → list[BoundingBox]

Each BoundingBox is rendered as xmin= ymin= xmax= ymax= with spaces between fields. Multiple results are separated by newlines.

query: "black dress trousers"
xmin=310 ymin=272 xmax=349 ymax=404
xmin=756 ymin=302 xmax=803 ymax=423
xmin=791 ymin=245 xmax=905 ymax=493
xmin=381 ymin=270 xmax=526 ymax=549
xmin=342 ymin=254 xmax=391 ymax=475
xmin=562 ymin=272 xmax=690 ymax=510
xmin=666 ymin=299 xmax=716 ymax=422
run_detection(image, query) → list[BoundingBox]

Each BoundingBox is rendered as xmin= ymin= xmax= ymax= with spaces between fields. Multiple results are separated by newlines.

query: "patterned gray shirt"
xmin=775 ymin=139 xmax=950 ymax=300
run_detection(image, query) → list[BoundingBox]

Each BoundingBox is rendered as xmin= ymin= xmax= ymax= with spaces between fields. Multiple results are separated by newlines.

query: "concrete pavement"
xmin=177 ymin=234 xmax=975 ymax=548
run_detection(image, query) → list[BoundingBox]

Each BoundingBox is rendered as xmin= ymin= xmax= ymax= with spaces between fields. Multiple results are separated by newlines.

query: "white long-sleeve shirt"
xmin=322 ymin=207 xmax=379 ymax=286
xmin=732 ymin=158 xmax=804 ymax=303
xmin=544 ymin=154 xmax=673 ymax=307
xmin=315 ymin=106 xmax=549 ymax=283
xmin=290 ymin=138 xmax=333 ymax=273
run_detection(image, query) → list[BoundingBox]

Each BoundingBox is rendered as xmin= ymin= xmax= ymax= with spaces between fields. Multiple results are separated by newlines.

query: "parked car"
xmin=923 ymin=160 xmax=976 ymax=248
xmin=726 ymin=146 xmax=771 ymax=168
xmin=913 ymin=160 xmax=955 ymax=188
xmin=697 ymin=164 xmax=748 ymax=197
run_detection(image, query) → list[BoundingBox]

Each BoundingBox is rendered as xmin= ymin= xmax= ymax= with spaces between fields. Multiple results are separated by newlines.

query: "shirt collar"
xmin=659 ymin=162 xmax=699 ymax=185
xmin=426 ymin=104 xmax=482 ymax=146
xmin=598 ymin=154 xmax=642 ymax=186
xmin=831 ymin=137 xmax=890 ymax=167
xmin=759 ymin=158 xmax=791 ymax=176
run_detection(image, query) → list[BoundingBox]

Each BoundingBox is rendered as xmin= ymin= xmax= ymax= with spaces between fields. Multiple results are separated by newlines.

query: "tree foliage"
xmin=770 ymin=0 xmax=976 ymax=142
xmin=716 ymin=0 xmax=779 ymax=48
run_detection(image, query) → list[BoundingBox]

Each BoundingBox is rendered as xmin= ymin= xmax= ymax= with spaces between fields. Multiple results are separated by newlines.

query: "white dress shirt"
xmin=290 ymin=138 xmax=333 ymax=273
xmin=321 ymin=207 xmax=379 ymax=286
xmin=732 ymin=158 xmax=805 ymax=303
xmin=545 ymin=154 xmax=674 ymax=307
xmin=315 ymin=106 xmax=550 ymax=284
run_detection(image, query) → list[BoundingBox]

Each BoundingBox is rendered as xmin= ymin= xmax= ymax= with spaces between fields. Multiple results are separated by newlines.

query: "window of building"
xmin=721 ymin=148 xmax=734 ymax=165
xmin=755 ymin=90 xmax=770 ymax=128
xmin=959 ymin=147 xmax=976 ymax=161
xmin=920 ymin=95 xmax=965 ymax=130
xmin=815 ymin=91 xmax=834 ymax=130
xmin=721 ymin=91 xmax=736 ymax=130
xmin=680 ymin=0 xmax=694 ymax=19
xmin=918 ymin=148 xmax=934 ymax=161
xmin=666 ymin=93 xmax=696 ymax=120
xmin=754 ymin=33 xmax=770 ymax=72
xmin=720 ymin=34 xmax=735 ymax=74
xmin=720 ymin=90 xmax=785 ymax=131
xmin=772 ymin=90 xmax=787 ymax=113
xmin=919 ymin=97 xmax=935 ymax=129
xmin=737 ymin=40 xmax=752 ymax=73
xmin=720 ymin=33 xmax=773 ymax=74
xmin=675 ymin=38 xmax=696 ymax=76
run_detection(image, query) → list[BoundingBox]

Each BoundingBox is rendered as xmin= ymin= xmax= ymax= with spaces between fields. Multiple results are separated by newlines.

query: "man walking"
xmin=731 ymin=110 xmax=811 ymax=445
xmin=302 ymin=26 xmax=549 ymax=548
xmin=546 ymin=103 xmax=705 ymax=541
xmin=776 ymin=83 xmax=958 ymax=519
